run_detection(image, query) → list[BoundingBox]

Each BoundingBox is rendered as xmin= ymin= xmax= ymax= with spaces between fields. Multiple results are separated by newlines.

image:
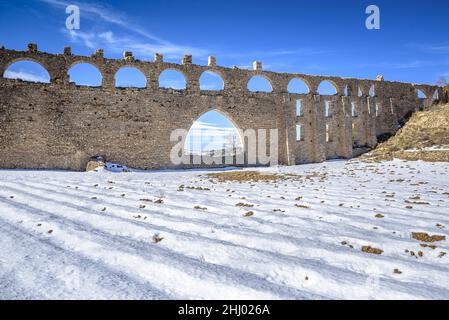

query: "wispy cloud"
xmin=223 ymin=48 xmax=331 ymax=59
xmin=39 ymin=0 xmax=209 ymax=59
xmin=354 ymin=59 xmax=449 ymax=70
xmin=406 ymin=42 xmax=449 ymax=54
xmin=4 ymin=70 xmax=50 ymax=83
xmin=64 ymin=29 xmax=208 ymax=59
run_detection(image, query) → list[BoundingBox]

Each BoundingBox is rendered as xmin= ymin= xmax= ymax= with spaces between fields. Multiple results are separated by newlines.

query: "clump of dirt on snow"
xmin=411 ymin=232 xmax=446 ymax=243
xmin=361 ymin=246 xmax=383 ymax=255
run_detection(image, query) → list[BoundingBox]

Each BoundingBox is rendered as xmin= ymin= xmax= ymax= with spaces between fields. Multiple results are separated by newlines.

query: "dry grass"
xmin=363 ymin=103 xmax=449 ymax=162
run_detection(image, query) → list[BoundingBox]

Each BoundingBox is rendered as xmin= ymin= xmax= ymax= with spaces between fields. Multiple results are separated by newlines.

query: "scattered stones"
xmin=375 ymin=213 xmax=385 ymax=218
xmin=243 ymin=211 xmax=254 ymax=217
xmin=152 ymin=233 xmax=164 ymax=244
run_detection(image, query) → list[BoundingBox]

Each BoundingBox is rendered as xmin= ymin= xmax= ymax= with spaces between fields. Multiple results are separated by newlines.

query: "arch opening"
xmin=358 ymin=87 xmax=363 ymax=97
xmin=159 ymin=69 xmax=187 ymax=90
xmin=199 ymin=71 xmax=224 ymax=91
xmin=369 ymin=84 xmax=375 ymax=97
xmin=184 ymin=110 xmax=243 ymax=157
xmin=68 ymin=63 xmax=102 ymax=87
xmin=3 ymin=60 xmax=50 ymax=83
xmin=317 ymin=80 xmax=337 ymax=95
xmin=247 ymin=75 xmax=273 ymax=93
xmin=288 ymin=78 xmax=309 ymax=94
xmin=417 ymin=89 xmax=427 ymax=99
xmin=115 ymin=67 xmax=147 ymax=88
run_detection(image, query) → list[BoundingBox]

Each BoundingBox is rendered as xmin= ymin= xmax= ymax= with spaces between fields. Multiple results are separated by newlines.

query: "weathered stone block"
xmin=182 ymin=55 xmax=192 ymax=65
xmin=208 ymin=56 xmax=216 ymax=67
xmin=253 ymin=61 xmax=262 ymax=71
xmin=64 ymin=46 xmax=72 ymax=55
xmin=28 ymin=43 xmax=38 ymax=53
xmin=154 ymin=53 xmax=163 ymax=63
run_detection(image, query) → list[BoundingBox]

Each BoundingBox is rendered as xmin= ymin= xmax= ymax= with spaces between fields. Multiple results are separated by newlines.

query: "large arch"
xmin=247 ymin=75 xmax=273 ymax=93
xmin=287 ymin=78 xmax=310 ymax=94
xmin=158 ymin=69 xmax=187 ymax=90
xmin=68 ymin=62 xmax=103 ymax=87
xmin=184 ymin=109 xmax=243 ymax=156
xmin=317 ymin=80 xmax=338 ymax=95
xmin=199 ymin=71 xmax=224 ymax=91
xmin=115 ymin=66 xmax=147 ymax=88
xmin=3 ymin=60 xmax=50 ymax=83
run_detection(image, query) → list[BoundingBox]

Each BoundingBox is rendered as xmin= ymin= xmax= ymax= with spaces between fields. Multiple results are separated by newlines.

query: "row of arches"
xmin=2 ymin=60 xmax=438 ymax=98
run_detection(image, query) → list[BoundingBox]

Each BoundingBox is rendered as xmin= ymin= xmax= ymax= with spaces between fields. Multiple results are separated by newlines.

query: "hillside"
xmin=363 ymin=103 xmax=449 ymax=162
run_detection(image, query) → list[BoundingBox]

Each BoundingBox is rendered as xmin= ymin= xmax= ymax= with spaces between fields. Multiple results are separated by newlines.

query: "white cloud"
xmin=64 ymin=29 xmax=208 ymax=59
xmin=4 ymin=70 xmax=50 ymax=83
xmin=406 ymin=42 xmax=449 ymax=54
xmin=354 ymin=59 xmax=449 ymax=70
xmin=40 ymin=0 xmax=209 ymax=59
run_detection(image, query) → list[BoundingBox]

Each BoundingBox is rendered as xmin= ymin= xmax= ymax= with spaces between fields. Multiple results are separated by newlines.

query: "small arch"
xmin=199 ymin=71 xmax=224 ymax=91
xmin=3 ymin=60 xmax=50 ymax=83
xmin=295 ymin=99 xmax=303 ymax=116
xmin=324 ymin=101 xmax=332 ymax=117
xmin=288 ymin=78 xmax=310 ymax=94
xmin=296 ymin=124 xmax=304 ymax=141
xmin=68 ymin=62 xmax=102 ymax=87
xmin=247 ymin=75 xmax=273 ymax=93
xmin=325 ymin=124 xmax=332 ymax=142
xmin=351 ymin=102 xmax=358 ymax=117
xmin=358 ymin=87 xmax=364 ymax=97
xmin=369 ymin=84 xmax=375 ymax=97
xmin=317 ymin=80 xmax=338 ymax=95
xmin=184 ymin=110 xmax=243 ymax=156
xmin=344 ymin=85 xmax=350 ymax=96
xmin=115 ymin=67 xmax=147 ymax=88
xmin=417 ymin=89 xmax=427 ymax=99
xmin=159 ymin=69 xmax=187 ymax=90
xmin=432 ymin=89 xmax=439 ymax=100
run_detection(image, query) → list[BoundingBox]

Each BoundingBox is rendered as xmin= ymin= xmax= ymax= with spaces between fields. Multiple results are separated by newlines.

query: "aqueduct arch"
xmin=0 ymin=44 xmax=443 ymax=170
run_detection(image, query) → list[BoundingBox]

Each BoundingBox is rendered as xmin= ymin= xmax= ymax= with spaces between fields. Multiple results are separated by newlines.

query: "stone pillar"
xmin=310 ymin=95 xmax=326 ymax=163
xmin=366 ymin=96 xmax=378 ymax=147
xmin=336 ymin=96 xmax=353 ymax=158
xmin=101 ymin=66 xmax=116 ymax=89
xmin=253 ymin=61 xmax=262 ymax=71
xmin=358 ymin=95 xmax=370 ymax=146
xmin=208 ymin=56 xmax=216 ymax=67
xmin=280 ymin=96 xmax=296 ymax=166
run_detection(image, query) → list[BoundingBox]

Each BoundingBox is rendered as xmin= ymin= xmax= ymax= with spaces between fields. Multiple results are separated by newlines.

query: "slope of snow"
xmin=0 ymin=159 xmax=448 ymax=300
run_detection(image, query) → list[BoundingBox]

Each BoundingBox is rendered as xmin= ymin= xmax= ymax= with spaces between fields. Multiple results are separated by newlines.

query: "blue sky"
xmin=1 ymin=0 xmax=448 ymax=149
xmin=1 ymin=0 xmax=449 ymax=84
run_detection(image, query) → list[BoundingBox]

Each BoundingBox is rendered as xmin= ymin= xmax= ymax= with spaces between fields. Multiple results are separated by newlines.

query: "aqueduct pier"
xmin=0 ymin=44 xmax=443 ymax=170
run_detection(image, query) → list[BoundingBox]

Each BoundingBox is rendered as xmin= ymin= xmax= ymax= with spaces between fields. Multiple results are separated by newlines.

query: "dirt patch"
xmin=412 ymin=232 xmax=446 ymax=243
xmin=207 ymin=171 xmax=294 ymax=182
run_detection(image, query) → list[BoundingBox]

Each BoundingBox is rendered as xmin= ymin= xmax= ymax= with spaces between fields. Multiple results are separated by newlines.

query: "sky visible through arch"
xmin=1 ymin=0 xmax=449 ymax=148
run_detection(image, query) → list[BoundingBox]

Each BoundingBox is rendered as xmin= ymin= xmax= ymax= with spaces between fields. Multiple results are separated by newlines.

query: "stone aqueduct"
xmin=0 ymin=44 xmax=443 ymax=170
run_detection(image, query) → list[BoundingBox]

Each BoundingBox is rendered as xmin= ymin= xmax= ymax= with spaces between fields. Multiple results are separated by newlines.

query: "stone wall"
xmin=0 ymin=44 xmax=442 ymax=171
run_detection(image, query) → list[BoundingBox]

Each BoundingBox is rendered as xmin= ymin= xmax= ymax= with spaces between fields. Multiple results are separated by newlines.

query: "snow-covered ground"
xmin=0 ymin=159 xmax=448 ymax=300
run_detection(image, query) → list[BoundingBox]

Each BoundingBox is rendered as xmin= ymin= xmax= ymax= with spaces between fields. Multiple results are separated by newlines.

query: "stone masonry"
xmin=0 ymin=44 xmax=443 ymax=171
